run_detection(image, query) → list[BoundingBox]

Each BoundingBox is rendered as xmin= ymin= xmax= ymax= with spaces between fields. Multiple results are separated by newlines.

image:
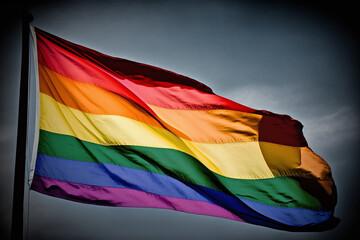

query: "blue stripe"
xmin=35 ymin=153 xmax=330 ymax=227
xmin=239 ymin=197 xmax=331 ymax=227
xmin=35 ymin=153 xmax=214 ymax=202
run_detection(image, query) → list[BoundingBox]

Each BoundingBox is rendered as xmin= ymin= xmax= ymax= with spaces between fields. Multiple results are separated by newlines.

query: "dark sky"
xmin=1 ymin=0 xmax=359 ymax=239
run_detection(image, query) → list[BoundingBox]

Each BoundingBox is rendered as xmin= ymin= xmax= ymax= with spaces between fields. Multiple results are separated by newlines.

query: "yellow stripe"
xmin=39 ymin=93 xmax=274 ymax=179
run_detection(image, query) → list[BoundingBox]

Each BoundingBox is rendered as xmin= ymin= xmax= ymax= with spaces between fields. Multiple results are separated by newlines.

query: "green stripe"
xmin=38 ymin=129 xmax=321 ymax=209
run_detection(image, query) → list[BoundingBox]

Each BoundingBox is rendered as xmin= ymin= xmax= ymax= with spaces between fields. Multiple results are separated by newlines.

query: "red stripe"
xmin=35 ymin=28 xmax=214 ymax=94
xmin=259 ymin=113 xmax=308 ymax=147
xmin=35 ymin=28 xmax=256 ymax=112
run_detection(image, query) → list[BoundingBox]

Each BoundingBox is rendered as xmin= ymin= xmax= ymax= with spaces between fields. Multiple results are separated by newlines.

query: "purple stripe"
xmin=31 ymin=174 xmax=244 ymax=222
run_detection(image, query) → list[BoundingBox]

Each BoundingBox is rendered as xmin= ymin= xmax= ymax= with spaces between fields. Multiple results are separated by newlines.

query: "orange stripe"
xmin=149 ymin=105 xmax=260 ymax=143
xmin=39 ymin=63 xmax=162 ymax=127
xmin=39 ymin=64 xmax=261 ymax=143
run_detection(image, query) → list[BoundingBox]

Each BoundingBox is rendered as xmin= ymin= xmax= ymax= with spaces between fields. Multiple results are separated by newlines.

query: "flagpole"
xmin=11 ymin=11 xmax=33 ymax=240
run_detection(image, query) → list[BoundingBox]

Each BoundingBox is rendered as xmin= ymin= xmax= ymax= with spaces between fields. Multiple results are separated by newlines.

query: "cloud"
xmin=223 ymin=83 xmax=309 ymax=116
xmin=302 ymin=107 xmax=360 ymax=148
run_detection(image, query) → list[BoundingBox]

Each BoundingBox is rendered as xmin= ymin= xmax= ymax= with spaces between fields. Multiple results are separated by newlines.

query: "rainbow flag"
xmin=30 ymin=27 xmax=337 ymax=231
